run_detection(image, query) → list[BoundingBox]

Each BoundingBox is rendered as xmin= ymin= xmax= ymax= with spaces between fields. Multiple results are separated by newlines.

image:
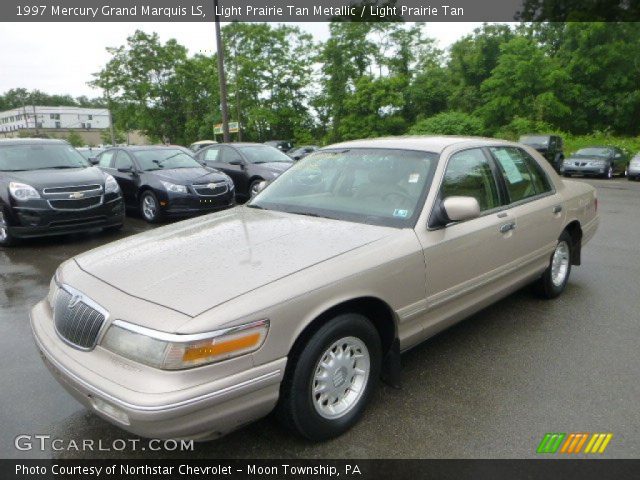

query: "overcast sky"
xmin=0 ymin=22 xmax=488 ymax=98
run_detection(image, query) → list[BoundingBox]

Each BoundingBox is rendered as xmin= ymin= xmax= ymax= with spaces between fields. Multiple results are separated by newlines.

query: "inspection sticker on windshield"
xmin=393 ymin=209 xmax=409 ymax=218
xmin=408 ymin=173 xmax=420 ymax=183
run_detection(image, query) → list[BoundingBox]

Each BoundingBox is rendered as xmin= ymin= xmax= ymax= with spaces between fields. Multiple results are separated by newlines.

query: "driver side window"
xmin=114 ymin=151 xmax=133 ymax=170
xmin=441 ymin=149 xmax=500 ymax=212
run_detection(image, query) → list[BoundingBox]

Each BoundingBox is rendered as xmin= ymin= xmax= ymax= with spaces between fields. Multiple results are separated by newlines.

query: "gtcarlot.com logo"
xmin=537 ymin=433 xmax=613 ymax=454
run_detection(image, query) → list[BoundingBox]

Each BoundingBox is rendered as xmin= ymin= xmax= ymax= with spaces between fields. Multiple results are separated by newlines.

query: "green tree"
xmin=408 ymin=111 xmax=485 ymax=136
xmin=65 ymin=131 xmax=84 ymax=147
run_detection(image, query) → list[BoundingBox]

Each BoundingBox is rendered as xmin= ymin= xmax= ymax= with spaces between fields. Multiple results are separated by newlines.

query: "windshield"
xmin=238 ymin=145 xmax=293 ymax=164
xmin=0 ymin=144 xmax=89 ymax=171
xmin=133 ymin=149 xmax=201 ymax=171
xmin=575 ymin=147 xmax=612 ymax=157
xmin=520 ymin=136 xmax=550 ymax=146
xmin=248 ymin=148 xmax=438 ymax=228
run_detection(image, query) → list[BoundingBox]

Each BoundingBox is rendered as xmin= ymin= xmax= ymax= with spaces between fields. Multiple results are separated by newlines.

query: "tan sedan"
xmin=31 ymin=137 xmax=599 ymax=441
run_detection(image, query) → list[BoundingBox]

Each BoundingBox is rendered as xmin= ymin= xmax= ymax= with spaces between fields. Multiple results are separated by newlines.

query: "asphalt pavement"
xmin=1 ymin=178 xmax=638 ymax=459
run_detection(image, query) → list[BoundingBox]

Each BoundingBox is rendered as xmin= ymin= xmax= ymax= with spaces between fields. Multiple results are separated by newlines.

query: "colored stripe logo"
xmin=537 ymin=433 xmax=613 ymax=454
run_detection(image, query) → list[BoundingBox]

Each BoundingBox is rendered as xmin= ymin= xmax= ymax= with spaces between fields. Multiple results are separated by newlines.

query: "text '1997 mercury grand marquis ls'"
xmin=31 ymin=137 xmax=599 ymax=441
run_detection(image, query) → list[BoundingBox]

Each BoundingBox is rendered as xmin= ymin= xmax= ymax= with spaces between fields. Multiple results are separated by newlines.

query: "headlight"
xmin=9 ymin=182 xmax=40 ymax=200
xmin=160 ymin=181 xmax=188 ymax=194
xmin=101 ymin=319 xmax=269 ymax=369
xmin=103 ymin=174 xmax=120 ymax=194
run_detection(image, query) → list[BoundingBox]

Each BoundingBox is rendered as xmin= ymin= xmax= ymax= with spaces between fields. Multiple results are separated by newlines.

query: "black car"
xmin=264 ymin=140 xmax=293 ymax=152
xmin=288 ymin=145 xmax=319 ymax=161
xmin=519 ymin=134 xmax=565 ymax=171
xmin=0 ymin=139 xmax=124 ymax=247
xmin=195 ymin=143 xmax=293 ymax=200
xmin=96 ymin=146 xmax=235 ymax=223
xmin=560 ymin=146 xmax=629 ymax=179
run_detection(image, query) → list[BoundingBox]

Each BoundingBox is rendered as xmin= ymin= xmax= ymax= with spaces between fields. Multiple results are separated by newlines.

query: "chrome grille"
xmin=54 ymin=287 xmax=107 ymax=350
xmin=193 ymin=182 xmax=229 ymax=196
xmin=43 ymin=184 xmax=102 ymax=195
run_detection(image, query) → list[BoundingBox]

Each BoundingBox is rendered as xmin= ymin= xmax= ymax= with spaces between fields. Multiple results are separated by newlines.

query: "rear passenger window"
xmin=98 ymin=150 xmax=114 ymax=168
xmin=114 ymin=151 xmax=133 ymax=170
xmin=441 ymin=148 xmax=500 ymax=212
xmin=203 ymin=147 xmax=220 ymax=162
xmin=489 ymin=147 xmax=551 ymax=203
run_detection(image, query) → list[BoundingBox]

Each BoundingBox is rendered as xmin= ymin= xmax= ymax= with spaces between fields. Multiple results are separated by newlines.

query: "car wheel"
xmin=0 ymin=211 xmax=17 ymax=247
xmin=140 ymin=191 xmax=163 ymax=223
xmin=534 ymin=231 xmax=572 ymax=299
xmin=249 ymin=179 xmax=264 ymax=199
xmin=277 ymin=313 xmax=382 ymax=441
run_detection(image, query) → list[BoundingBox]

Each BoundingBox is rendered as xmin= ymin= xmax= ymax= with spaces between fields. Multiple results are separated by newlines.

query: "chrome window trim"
xmin=107 ymin=318 xmax=270 ymax=344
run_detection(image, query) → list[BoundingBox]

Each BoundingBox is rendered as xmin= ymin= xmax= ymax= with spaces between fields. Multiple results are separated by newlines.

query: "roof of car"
xmin=0 ymin=138 xmax=68 ymax=146
xmin=110 ymin=145 xmax=187 ymax=151
xmin=326 ymin=136 xmax=514 ymax=154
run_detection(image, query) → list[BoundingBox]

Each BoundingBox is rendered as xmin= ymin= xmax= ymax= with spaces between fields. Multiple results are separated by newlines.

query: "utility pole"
xmin=106 ymin=92 xmax=116 ymax=146
xmin=32 ymin=104 xmax=39 ymax=136
xmin=234 ymin=46 xmax=242 ymax=141
xmin=214 ymin=0 xmax=230 ymax=142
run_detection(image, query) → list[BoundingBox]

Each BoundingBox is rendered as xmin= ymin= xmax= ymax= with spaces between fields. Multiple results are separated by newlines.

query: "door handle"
xmin=499 ymin=222 xmax=516 ymax=234
xmin=553 ymin=205 xmax=563 ymax=214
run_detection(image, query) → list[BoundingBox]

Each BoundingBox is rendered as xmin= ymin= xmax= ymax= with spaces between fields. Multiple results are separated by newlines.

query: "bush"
xmin=65 ymin=131 xmax=84 ymax=147
xmin=408 ymin=112 xmax=485 ymax=136
xmin=495 ymin=117 xmax=556 ymax=141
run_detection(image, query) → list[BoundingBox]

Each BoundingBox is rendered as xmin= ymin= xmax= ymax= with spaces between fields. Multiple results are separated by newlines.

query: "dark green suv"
xmin=519 ymin=135 xmax=565 ymax=172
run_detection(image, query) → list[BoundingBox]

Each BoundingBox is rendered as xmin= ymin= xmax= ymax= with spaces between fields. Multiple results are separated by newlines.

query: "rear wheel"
xmin=0 ymin=211 xmax=17 ymax=247
xmin=140 ymin=191 xmax=163 ymax=223
xmin=277 ymin=313 xmax=381 ymax=441
xmin=534 ymin=231 xmax=572 ymax=299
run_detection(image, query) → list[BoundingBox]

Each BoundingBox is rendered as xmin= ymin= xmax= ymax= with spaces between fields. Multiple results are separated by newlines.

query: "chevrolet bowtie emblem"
xmin=207 ymin=183 xmax=216 ymax=189
xmin=69 ymin=192 xmax=85 ymax=199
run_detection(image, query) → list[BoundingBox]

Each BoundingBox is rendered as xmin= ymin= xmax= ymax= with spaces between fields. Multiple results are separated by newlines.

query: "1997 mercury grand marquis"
xmin=31 ymin=137 xmax=599 ymax=441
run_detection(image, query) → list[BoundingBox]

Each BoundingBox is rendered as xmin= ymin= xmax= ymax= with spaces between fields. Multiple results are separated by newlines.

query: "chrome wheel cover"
xmin=142 ymin=195 xmax=157 ymax=220
xmin=0 ymin=212 xmax=7 ymax=242
xmin=250 ymin=182 xmax=260 ymax=197
xmin=551 ymin=241 xmax=570 ymax=287
xmin=312 ymin=336 xmax=370 ymax=420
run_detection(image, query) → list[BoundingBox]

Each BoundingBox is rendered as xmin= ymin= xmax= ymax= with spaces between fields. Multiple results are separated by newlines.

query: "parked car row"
xmin=519 ymin=134 xmax=636 ymax=180
xmin=0 ymin=139 xmax=298 ymax=246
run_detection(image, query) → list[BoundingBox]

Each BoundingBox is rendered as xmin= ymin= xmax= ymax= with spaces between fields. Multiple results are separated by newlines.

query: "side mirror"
xmin=88 ymin=157 xmax=99 ymax=165
xmin=442 ymin=196 xmax=481 ymax=223
xmin=117 ymin=166 xmax=133 ymax=173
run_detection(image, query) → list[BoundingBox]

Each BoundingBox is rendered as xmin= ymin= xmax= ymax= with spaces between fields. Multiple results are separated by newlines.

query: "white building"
xmin=0 ymin=106 xmax=110 ymax=133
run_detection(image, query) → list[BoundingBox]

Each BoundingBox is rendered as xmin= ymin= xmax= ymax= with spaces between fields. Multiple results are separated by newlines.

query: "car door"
xmin=613 ymin=148 xmax=626 ymax=174
xmin=487 ymin=146 xmax=564 ymax=278
xmin=111 ymin=150 xmax=139 ymax=208
xmin=416 ymin=147 xmax=520 ymax=337
xmin=219 ymin=146 xmax=250 ymax=195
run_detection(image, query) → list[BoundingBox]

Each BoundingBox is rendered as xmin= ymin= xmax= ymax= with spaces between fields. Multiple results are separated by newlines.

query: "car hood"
xmin=3 ymin=167 xmax=105 ymax=190
xmin=73 ymin=207 xmax=394 ymax=317
xmin=149 ymin=167 xmax=227 ymax=184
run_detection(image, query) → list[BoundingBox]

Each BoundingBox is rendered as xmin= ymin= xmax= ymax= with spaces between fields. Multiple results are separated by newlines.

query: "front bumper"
xmin=7 ymin=196 xmax=124 ymax=239
xmin=30 ymin=299 xmax=285 ymax=439
xmin=162 ymin=191 xmax=235 ymax=218
xmin=561 ymin=164 xmax=607 ymax=176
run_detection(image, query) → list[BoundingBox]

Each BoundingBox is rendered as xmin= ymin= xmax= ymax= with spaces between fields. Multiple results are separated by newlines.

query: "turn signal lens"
xmin=102 ymin=319 xmax=269 ymax=370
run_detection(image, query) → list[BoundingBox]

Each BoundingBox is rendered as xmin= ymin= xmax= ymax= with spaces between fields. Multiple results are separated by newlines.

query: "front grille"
xmin=193 ymin=182 xmax=229 ymax=196
xmin=54 ymin=288 xmax=106 ymax=350
xmin=49 ymin=196 xmax=102 ymax=210
xmin=43 ymin=184 xmax=102 ymax=195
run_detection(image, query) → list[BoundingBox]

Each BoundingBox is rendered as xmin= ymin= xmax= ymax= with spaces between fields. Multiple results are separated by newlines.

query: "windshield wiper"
xmin=32 ymin=165 xmax=82 ymax=170
xmin=246 ymin=204 xmax=266 ymax=210
xmin=285 ymin=210 xmax=335 ymax=220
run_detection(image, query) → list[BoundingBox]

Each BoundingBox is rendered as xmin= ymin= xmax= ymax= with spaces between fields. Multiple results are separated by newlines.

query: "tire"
xmin=0 ymin=210 xmax=17 ymax=247
xmin=249 ymin=179 xmax=264 ymax=199
xmin=277 ymin=313 xmax=382 ymax=441
xmin=139 ymin=191 xmax=163 ymax=223
xmin=534 ymin=231 xmax=573 ymax=299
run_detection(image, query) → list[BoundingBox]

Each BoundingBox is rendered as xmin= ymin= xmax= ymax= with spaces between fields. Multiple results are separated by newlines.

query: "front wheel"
xmin=604 ymin=165 xmax=614 ymax=179
xmin=249 ymin=179 xmax=264 ymax=199
xmin=534 ymin=231 xmax=572 ymax=299
xmin=139 ymin=191 xmax=163 ymax=223
xmin=277 ymin=313 xmax=382 ymax=441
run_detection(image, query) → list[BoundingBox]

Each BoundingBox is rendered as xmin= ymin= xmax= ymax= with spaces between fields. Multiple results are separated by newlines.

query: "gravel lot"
xmin=1 ymin=177 xmax=638 ymax=459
